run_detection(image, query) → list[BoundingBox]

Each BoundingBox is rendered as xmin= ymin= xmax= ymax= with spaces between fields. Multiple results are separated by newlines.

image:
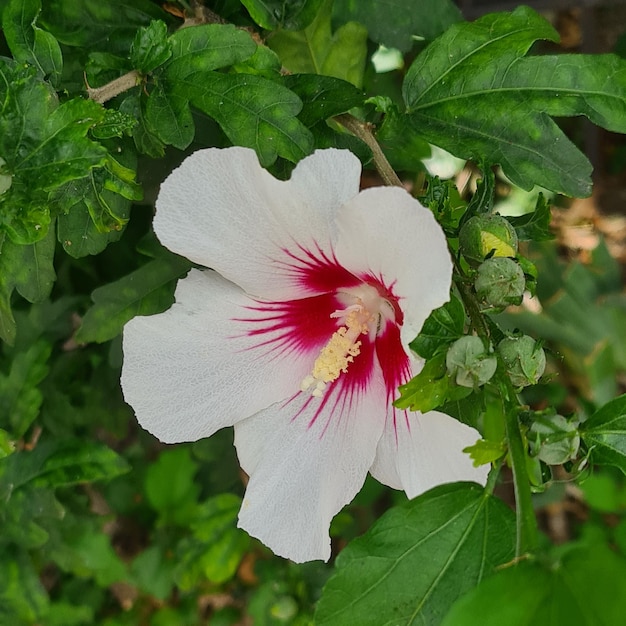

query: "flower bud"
xmin=530 ymin=413 xmax=580 ymax=465
xmin=459 ymin=214 xmax=518 ymax=266
xmin=446 ymin=335 xmax=497 ymax=388
xmin=475 ymin=257 xmax=525 ymax=308
xmin=497 ymin=335 xmax=546 ymax=387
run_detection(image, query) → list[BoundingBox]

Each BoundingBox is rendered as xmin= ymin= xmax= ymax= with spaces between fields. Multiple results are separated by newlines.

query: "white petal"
xmin=370 ymin=409 xmax=489 ymax=498
xmin=121 ymin=269 xmax=308 ymax=443
xmin=334 ymin=186 xmax=453 ymax=350
xmin=154 ymin=147 xmax=361 ymax=299
xmin=234 ymin=370 xmax=387 ymax=562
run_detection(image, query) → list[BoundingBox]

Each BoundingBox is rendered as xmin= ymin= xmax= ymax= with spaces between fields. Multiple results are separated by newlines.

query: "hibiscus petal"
xmin=334 ymin=186 xmax=453 ymax=350
xmin=234 ymin=364 xmax=387 ymax=562
xmin=121 ymin=269 xmax=309 ymax=443
xmin=370 ymin=409 xmax=489 ymax=498
xmin=154 ymin=147 xmax=361 ymax=299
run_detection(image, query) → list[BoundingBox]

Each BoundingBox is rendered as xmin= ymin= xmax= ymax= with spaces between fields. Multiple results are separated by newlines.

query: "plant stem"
xmin=334 ymin=114 xmax=403 ymax=188
xmin=453 ymin=260 xmax=490 ymax=342
xmin=86 ymin=70 xmax=142 ymax=104
xmin=501 ymin=374 xmax=539 ymax=558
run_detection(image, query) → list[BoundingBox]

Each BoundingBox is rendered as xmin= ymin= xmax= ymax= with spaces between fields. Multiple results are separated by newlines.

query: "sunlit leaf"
xmin=401 ymin=6 xmax=626 ymax=197
xmin=316 ymin=483 xmax=515 ymax=625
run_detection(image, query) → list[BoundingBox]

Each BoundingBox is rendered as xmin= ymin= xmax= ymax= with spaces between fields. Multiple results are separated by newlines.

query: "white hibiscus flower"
xmin=121 ymin=147 xmax=487 ymax=563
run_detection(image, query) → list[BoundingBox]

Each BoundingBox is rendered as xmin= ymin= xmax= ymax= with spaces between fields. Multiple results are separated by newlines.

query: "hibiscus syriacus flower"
xmin=121 ymin=147 xmax=488 ymax=562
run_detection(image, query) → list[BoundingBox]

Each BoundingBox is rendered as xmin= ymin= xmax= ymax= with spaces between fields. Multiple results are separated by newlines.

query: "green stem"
xmin=334 ymin=114 xmax=403 ymax=188
xmin=501 ymin=374 xmax=539 ymax=558
xmin=453 ymin=258 xmax=490 ymax=341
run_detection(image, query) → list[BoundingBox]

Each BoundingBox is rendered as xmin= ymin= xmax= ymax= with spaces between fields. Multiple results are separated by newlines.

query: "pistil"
xmin=301 ymin=304 xmax=373 ymax=397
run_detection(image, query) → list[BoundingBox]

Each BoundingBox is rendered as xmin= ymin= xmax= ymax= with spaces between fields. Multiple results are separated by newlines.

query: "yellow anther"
xmin=301 ymin=308 xmax=371 ymax=397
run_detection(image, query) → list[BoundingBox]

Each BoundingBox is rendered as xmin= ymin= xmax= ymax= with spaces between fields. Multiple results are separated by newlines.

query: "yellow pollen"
xmin=301 ymin=308 xmax=371 ymax=397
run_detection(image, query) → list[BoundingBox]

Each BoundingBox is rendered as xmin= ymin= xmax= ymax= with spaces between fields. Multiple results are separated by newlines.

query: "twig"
xmin=334 ymin=114 xmax=403 ymax=188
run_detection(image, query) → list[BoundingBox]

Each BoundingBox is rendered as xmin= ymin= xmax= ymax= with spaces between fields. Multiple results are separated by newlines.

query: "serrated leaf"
xmin=334 ymin=0 xmax=462 ymax=51
xmin=143 ymin=23 xmax=257 ymax=151
xmin=268 ymin=0 xmax=368 ymax=88
xmin=395 ymin=351 xmax=471 ymax=412
xmin=508 ymin=194 xmax=554 ymax=241
xmin=130 ymin=19 xmax=171 ymax=74
xmin=175 ymin=494 xmax=249 ymax=587
xmin=241 ymin=0 xmax=323 ymax=30
xmin=441 ymin=544 xmax=626 ymax=626
xmin=183 ymin=72 xmax=314 ymax=165
xmin=402 ymin=7 xmax=626 ymax=197
xmin=411 ymin=295 xmax=465 ymax=359
xmin=0 ymin=60 xmax=107 ymax=243
xmin=53 ymin=150 xmax=139 ymax=255
xmin=316 ymin=483 xmax=515 ymax=626
xmin=0 ymin=339 xmax=51 ymax=438
xmin=283 ymin=74 xmax=363 ymax=126
xmin=581 ymin=394 xmax=626 ymax=474
xmin=3 ymin=0 xmax=63 ymax=85
xmin=75 ymin=254 xmax=191 ymax=343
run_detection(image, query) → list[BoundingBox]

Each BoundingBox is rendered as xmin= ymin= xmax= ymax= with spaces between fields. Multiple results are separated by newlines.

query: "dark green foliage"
xmin=1 ymin=1 xmax=626 ymax=624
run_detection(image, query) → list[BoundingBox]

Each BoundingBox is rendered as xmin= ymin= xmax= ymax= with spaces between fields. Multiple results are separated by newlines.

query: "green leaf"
xmin=144 ymin=447 xmax=200 ymax=523
xmin=3 ymin=0 xmax=63 ymax=85
xmin=0 ymin=339 xmax=51 ymax=438
xmin=0 ymin=59 xmax=107 ymax=243
xmin=334 ymin=0 xmax=462 ymax=51
xmin=441 ymin=544 xmax=626 ymax=626
xmin=283 ymin=74 xmax=364 ymax=127
xmin=316 ymin=483 xmax=516 ymax=626
xmin=268 ymin=0 xmax=368 ymax=88
xmin=175 ymin=494 xmax=250 ymax=588
xmin=145 ymin=82 xmax=194 ymax=149
xmin=0 ymin=554 xmax=48 ymax=624
xmin=39 ymin=0 xmax=168 ymax=54
xmin=165 ymin=23 xmax=256 ymax=80
xmin=581 ymin=394 xmax=626 ymax=474
xmin=143 ymin=23 xmax=257 ymax=151
xmin=376 ymin=104 xmax=431 ymax=172
xmin=131 ymin=546 xmax=175 ymax=600
xmin=183 ymin=72 xmax=314 ymax=165
xmin=75 ymin=253 xmax=191 ymax=344
xmin=395 ymin=351 xmax=471 ymax=412
xmin=508 ymin=194 xmax=554 ymax=241
xmin=54 ymin=151 xmax=139 ymax=256
xmin=0 ymin=225 xmax=56 ymax=344
xmin=0 ymin=439 xmax=130 ymax=495
xmin=120 ymin=92 xmax=165 ymax=158
xmin=130 ymin=19 xmax=171 ymax=74
xmin=411 ymin=295 xmax=465 ymax=359
xmin=90 ymin=108 xmax=136 ymax=140
xmin=402 ymin=7 xmax=626 ymax=197
xmin=241 ymin=0 xmax=323 ymax=30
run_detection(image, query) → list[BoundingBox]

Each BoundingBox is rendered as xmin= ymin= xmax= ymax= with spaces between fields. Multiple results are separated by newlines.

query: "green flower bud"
xmin=497 ymin=335 xmax=546 ymax=387
xmin=530 ymin=413 xmax=580 ymax=465
xmin=446 ymin=335 xmax=497 ymax=388
xmin=475 ymin=257 xmax=525 ymax=308
xmin=459 ymin=214 xmax=518 ymax=266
